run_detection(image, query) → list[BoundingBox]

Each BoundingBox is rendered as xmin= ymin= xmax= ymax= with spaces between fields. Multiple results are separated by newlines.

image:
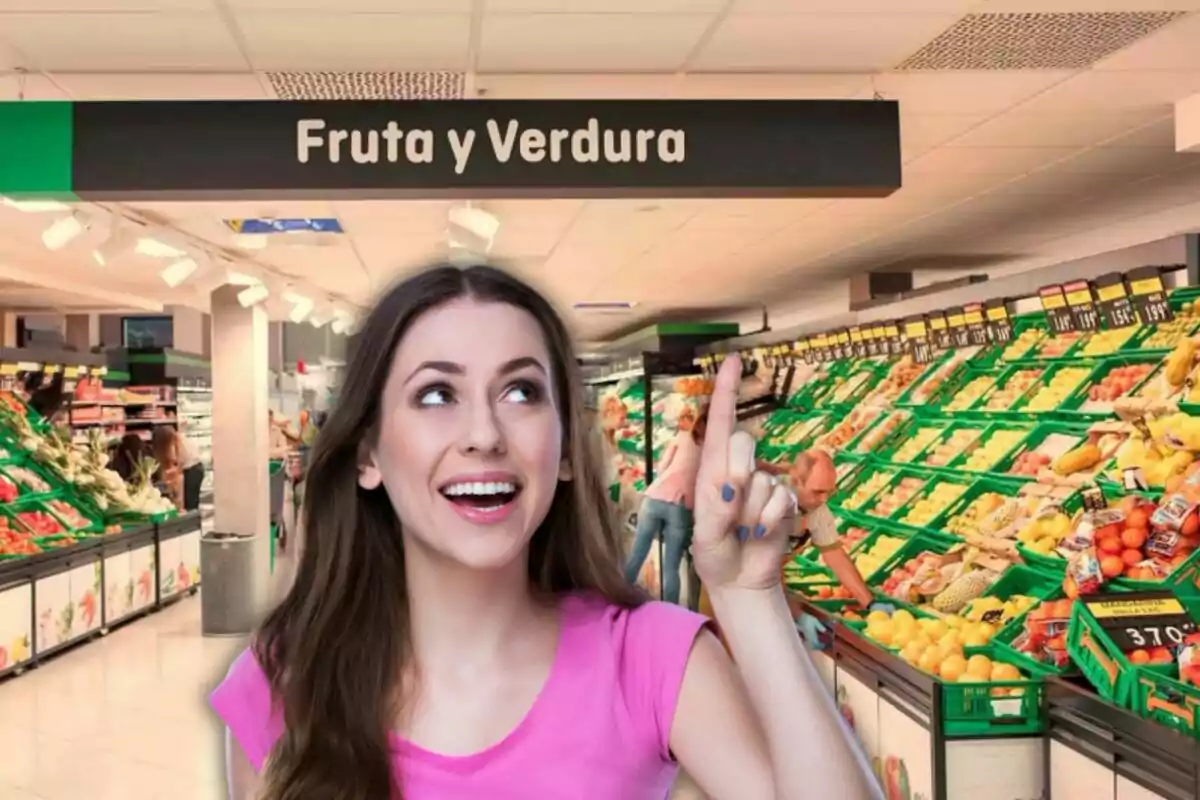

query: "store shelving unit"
xmin=113 ymin=348 xmax=215 ymax=520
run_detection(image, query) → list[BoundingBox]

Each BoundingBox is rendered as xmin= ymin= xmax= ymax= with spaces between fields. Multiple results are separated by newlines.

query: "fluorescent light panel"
xmin=237 ymin=283 xmax=269 ymax=308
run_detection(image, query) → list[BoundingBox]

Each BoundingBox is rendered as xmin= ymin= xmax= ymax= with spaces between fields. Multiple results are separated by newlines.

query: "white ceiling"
xmin=1 ymin=0 xmax=1200 ymax=339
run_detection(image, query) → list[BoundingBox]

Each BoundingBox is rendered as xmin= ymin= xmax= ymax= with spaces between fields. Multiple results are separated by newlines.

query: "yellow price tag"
xmin=929 ymin=316 xmax=947 ymax=331
xmin=1041 ymin=293 xmax=1066 ymax=310
xmin=849 ymin=328 xmax=863 ymax=343
xmin=795 ymin=340 xmax=809 ymax=352
xmin=1130 ymin=277 xmax=1164 ymax=296
xmin=964 ymin=309 xmax=984 ymax=325
xmin=837 ymin=332 xmax=850 ymax=345
xmin=0 ymin=364 xmax=16 ymax=376
xmin=986 ymin=306 xmax=1008 ymax=322
xmin=948 ymin=313 xmax=966 ymax=327
xmin=885 ymin=325 xmax=900 ymax=338
xmin=1066 ymin=288 xmax=1093 ymax=306
xmin=1095 ymin=283 xmax=1126 ymax=303
xmin=1086 ymin=596 xmax=1184 ymax=620
xmin=904 ymin=321 xmax=927 ymax=339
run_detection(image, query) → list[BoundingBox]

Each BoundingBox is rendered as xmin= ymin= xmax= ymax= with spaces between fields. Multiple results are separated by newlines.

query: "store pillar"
xmin=210 ymin=284 xmax=273 ymax=616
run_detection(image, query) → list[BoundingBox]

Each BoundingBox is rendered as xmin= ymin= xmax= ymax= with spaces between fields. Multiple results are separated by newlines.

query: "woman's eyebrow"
xmin=498 ymin=356 xmax=546 ymax=377
xmin=404 ymin=360 xmax=464 ymax=386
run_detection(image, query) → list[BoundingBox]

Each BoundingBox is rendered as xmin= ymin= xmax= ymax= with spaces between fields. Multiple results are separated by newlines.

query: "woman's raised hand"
xmin=691 ymin=356 xmax=798 ymax=593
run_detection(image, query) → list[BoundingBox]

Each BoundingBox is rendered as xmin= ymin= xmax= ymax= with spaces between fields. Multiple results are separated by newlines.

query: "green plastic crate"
xmin=1072 ymin=325 xmax=1145 ymax=360
xmin=946 ymin=420 xmax=1035 ymax=476
xmin=830 ymin=463 xmax=898 ymax=515
xmin=1017 ymin=360 xmax=1098 ymax=416
xmin=927 ymin=367 xmax=1001 ymax=415
xmin=967 ymin=363 xmax=1053 ymax=421
xmin=1131 ymin=653 xmax=1200 ymax=741
xmin=887 ymin=471 xmax=975 ymax=533
xmin=1067 ymin=597 xmax=1178 ymax=705
xmin=1055 ymin=352 xmax=1163 ymax=422
xmin=910 ymin=419 xmax=992 ymax=471
xmin=940 ymin=650 xmax=1047 ymax=737
xmin=988 ymin=421 xmax=1090 ymax=480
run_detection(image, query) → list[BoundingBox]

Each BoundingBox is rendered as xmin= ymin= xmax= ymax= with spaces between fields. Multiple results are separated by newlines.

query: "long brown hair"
xmin=253 ymin=264 xmax=642 ymax=800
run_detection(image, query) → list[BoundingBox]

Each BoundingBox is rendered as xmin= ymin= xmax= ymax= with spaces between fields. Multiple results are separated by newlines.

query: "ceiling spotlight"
xmin=226 ymin=271 xmax=261 ymax=286
xmin=448 ymin=205 xmax=500 ymax=244
xmin=309 ymin=314 xmax=326 ymax=328
xmin=237 ymin=283 xmax=269 ymax=308
xmin=42 ymin=213 xmax=89 ymax=250
xmin=283 ymin=290 xmax=314 ymax=324
xmin=93 ymin=225 xmax=136 ymax=266
xmin=136 ymin=237 xmax=186 ymax=259
xmin=4 ymin=197 xmax=71 ymax=213
xmin=160 ymin=257 xmax=200 ymax=288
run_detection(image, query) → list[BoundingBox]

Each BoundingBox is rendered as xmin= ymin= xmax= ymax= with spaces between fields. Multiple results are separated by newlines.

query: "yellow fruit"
xmin=867 ymin=620 xmax=895 ymax=646
xmin=902 ymin=642 xmax=924 ymax=665
xmin=866 ymin=610 xmax=891 ymax=625
xmin=939 ymin=654 xmax=968 ymax=682
xmin=891 ymin=627 xmax=915 ymax=649
xmin=991 ymin=662 xmax=1022 ymax=682
xmin=891 ymin=609 xmax=915 ymax=628
xmin=967 ymin=654 xmax=993 ymax=679
xmin=918 ymin=647 xmax=942 ymax=674
xmin=922 ymin=619 xmax=949 ymax=640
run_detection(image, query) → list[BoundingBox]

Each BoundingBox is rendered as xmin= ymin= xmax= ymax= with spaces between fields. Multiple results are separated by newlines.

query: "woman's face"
xmin=360 ymin=298 xmax=569 ymax=570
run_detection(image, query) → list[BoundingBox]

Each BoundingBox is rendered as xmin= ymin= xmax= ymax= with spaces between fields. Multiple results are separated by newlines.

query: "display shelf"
xmin=0 ymin=514 xmax=201 ymax=682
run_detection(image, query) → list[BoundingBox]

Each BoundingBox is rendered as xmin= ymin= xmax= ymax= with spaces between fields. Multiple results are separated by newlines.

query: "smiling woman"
xmin=208 ymin=263 xmax=879 ymax=800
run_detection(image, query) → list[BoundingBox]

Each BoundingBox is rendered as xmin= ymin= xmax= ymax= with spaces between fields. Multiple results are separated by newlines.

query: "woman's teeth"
xmin=442 ymin=481 xmax=517 ymax=497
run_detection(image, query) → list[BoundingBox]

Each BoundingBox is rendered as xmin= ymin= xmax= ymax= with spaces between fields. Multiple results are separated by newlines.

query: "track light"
xmin=309 ymin=314 xmax=326 ymax=328
xmin=448 ymin=205 xmax=500 ymax=245
xmin=4 ymin=197 xmax=71 ymax=213
xmin=283 ymin=290 xmax=313 ymax=323
xmin=160 ymin=257 xmax=200 ymax=288
xmin=93 ymin=224 xmax=135 ymax=266
xmin=237 ymin=283 xmax=269 ymax=308
xmin=42 ymin=213 xmax=88 ymax=250
xmin=226 ymin=271 xmax=260 ymax=286
xmin=137 ymin=237 xmax=186 ymax=258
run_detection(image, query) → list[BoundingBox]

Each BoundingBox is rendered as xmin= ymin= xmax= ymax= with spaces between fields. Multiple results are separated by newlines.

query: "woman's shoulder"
xmin=560 ymin=593 xmax=711 ymax=759
xmin=210 ymin=647 xmax=284 ymax=772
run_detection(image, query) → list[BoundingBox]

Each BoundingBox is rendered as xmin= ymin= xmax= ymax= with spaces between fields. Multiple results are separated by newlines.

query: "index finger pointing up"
xmin=697 ymin=355 xmax=741 ymax=483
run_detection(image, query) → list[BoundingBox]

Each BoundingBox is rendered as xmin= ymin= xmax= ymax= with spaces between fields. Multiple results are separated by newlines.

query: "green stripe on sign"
xmin=0 ymin=102 xmax=75 ymax=198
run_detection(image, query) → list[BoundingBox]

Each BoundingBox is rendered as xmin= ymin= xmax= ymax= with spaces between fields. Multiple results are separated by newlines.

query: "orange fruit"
xmin=1099 ymin=536 xmax=1124 ymax=555
xmin=1129 ymin=649 xmax=1150 ymax=664
xmin=1100 ymin=555 xmax=1125 ymax=578
xmin=1121 ymin=527 xmax=1147 ymax=549
xmin=1121 ymin=549 xmax=1144 ymax=567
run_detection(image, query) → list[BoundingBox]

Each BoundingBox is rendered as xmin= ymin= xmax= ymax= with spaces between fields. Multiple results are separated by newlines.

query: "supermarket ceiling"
xmin=3 ymin=1 xmax=1200 ymax=338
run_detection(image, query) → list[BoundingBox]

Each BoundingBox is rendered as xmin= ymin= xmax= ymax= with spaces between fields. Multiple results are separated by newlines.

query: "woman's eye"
xmin=502 ymin=381 xmax=542 ymax=405
xmin=417 ymin=386 xmax=454 ymax=407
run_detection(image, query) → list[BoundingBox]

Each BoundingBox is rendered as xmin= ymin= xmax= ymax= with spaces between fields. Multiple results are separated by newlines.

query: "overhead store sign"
xmin=0 ymin=100 xmax=902 ymax=200
xmin=225 ymin=218 xmax=344 ymax=234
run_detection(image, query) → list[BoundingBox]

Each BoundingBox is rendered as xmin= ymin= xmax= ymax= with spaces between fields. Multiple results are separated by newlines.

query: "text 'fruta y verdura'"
xmin=296 ymin=118 xmax=687 ymax=174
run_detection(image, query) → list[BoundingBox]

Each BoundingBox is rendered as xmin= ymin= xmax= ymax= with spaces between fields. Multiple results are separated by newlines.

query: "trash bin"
xmin=200 ymin=532 xmax=258 ymax=637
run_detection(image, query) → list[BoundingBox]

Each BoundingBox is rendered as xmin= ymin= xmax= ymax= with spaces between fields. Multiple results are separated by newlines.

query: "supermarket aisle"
xmin=0 ymin=597 xmax=238 ymax=800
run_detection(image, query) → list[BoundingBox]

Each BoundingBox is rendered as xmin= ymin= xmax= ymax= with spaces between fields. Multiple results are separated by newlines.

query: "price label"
xmin=1081 ymin=590 xmax=1198 ymax=652
xmin=947 ymin=308 xmax=971 ymax=348
xmin=862 ymin=327 xmax=878 ymax=357
xmin=1039 ymin=285 xmax=1075 ymax=334
xmin=836 ymin=330 xmax=851 ymax=361
xmin=881 ymin=323 xmax=900 ymax=357
xmin=904 ymin=316 xmax=933 ymax=364
xmin=1091 ymin=272 xmax=1138 ymax=329
xmin=849 ymin=327 xmax=867 ymax=359
xmin=928 ymin=312 xmax=950 ymax=350
xmin=1128 ymin=266 xmax=1174 ymax=325
xmin=1064 ymin=280 xmax=1100 ymax=332
xmin=984 ymin=300 xmax=1013 ymax=345
xmin=963 ymin=303 xmax=989 ymax=346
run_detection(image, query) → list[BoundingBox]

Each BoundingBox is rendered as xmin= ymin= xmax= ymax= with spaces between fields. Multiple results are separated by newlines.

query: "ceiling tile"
xmin=0 ymin=13 xmax=246 ymax=71
xmin=947 ymin=108 xmax=1169 ymax=148
xmin=53 ymin=72 xmax=267 ymax=100
xmin=690 ymin=12 xmax=961 ymax=72
xmin=865 ymin=71 xmax=1074 ymax=114
xmin=1095 ymin=12 xmax=1200 ymax=70
xmin=485 ymin=0 xmax=724 ymax=11
xmin=478 ymin=13 xmax=713 ymax=72
xmin=229 ymin=0 xmax=468 ymax=8
xmin=906 ymin=146 xmax=1082 ymax=176
xmin=735 ymin=0 xmax=979 ymax=10
xmin=236 ymin=12 xmax=471 ymax=71
xmin=979 ymin=0 xmax=1200 ymax=11
xmin=0 ymin=0 xmax=208 ymax=9
xmin=0 ymin=72 xmax=69 ymax=100
xmin=1105 ymin=116 xmax=1178 ymax=147
xmin=1014 ymin=69 xmax=1200 ymax=112
xmin=900 ymin=113 xmax=989 ymax=160
xmin=1052 ymin=145 xmax=1200 ymax=175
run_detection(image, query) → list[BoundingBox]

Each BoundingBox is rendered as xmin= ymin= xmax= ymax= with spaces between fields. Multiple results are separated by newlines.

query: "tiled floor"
xmin=0 ymin=584 xmax=708 ymax=800
xmin=0 ymin=597 xmax=241 ymax=800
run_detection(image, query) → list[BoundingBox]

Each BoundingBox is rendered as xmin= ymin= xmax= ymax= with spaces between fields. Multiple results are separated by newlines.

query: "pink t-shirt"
xmin=210 ymin=594 xmax=709 ymax=799
xmin=644 ymin=431 xmax=702 ymax=509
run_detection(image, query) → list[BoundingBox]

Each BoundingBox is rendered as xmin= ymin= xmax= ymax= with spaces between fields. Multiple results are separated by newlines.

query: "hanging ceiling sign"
xmin=225 ymin=217 xmax=345 ymax=234
xmin=0 ymin=100 xmax=902 ymax=201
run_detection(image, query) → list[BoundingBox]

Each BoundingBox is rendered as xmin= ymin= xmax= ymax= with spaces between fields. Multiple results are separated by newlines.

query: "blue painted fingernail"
xmin=721 ymin=483 xmax=735 ymax=502
xmin=754 ymin=524 xmax=767 ymax=539
xmin=736 ymin=525 xmax=750 ymax=542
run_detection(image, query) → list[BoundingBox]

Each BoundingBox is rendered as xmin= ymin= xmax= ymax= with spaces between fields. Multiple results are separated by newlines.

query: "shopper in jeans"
xmin=624 ymin=405 xmax=708 ymax=604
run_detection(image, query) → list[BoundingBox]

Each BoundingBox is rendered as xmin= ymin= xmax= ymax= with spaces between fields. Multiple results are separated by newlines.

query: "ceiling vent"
xmin=897 ymin=12 xmax=1184 ymax=71
xmin=266 ymin=71 xmax=466 ymax=101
